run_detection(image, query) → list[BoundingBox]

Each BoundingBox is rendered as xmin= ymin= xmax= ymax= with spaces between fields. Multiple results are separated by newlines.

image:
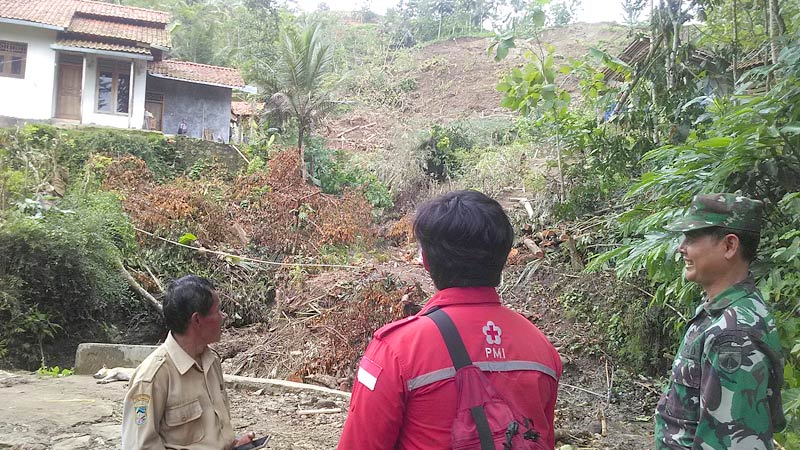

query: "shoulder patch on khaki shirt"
xmin=132 ymin=394 xmax=150 ymax=426
xmin=138 ymin=353 xmax=167 ymax=383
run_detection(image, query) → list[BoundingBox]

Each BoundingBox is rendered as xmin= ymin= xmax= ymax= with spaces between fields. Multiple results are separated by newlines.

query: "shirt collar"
xmin=694 ymin=276 xmax=758 ymax=318
xmin=165 ymin=332 xmax=214 ymax=375
xmin=419 ymin=286 xmax=500 ymax=314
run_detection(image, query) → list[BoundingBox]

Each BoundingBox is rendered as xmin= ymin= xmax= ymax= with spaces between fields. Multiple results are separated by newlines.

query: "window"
xmin=96 ymin=59 xmax=131 ymax=114
xmin=0 ymin=40 xmax=27 ymax=78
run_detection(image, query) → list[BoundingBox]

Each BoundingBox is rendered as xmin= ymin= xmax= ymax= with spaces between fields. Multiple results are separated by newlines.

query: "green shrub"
xmin=420 ymin=123 xmax=473 ymax=180
xmin=0 ymin=191 xmax=151 ymax=369
xmin=590 ymin=41 xmax=800 ymax=439
xmin=305 ymin=139 xmax=393 ymax=212
xmin=557 ymin=279 xmax=673 ymax=375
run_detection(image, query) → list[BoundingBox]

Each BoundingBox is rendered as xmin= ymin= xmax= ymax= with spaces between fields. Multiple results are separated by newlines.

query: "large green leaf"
xmin=695 ymin=137 xmax=732 ymax=148
xmin=532 ymin=10 xmax=546 ymax=28
xmin=780 ymin=123 xmax=800 ymax=135
xmin=495 ymin=44 xmax=509 ymax=62
xmin=178 ymin=233 xmax=197 ymax=245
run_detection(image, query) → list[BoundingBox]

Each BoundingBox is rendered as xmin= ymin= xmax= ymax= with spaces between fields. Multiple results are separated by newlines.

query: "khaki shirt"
xmin=121 ymin=333 xmax=234 ymax=450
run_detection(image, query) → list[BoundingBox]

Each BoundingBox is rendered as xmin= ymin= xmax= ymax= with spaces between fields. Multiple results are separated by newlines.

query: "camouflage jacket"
xmin=655 ymin=277 xmax=785 ymax=450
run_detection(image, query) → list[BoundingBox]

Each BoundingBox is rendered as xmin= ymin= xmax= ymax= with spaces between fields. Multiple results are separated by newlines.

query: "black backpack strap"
xmin=425 ymin=307 xmax=472 ymax=369
xmin=471 ymin=406 xmax=496 ymax=450
xmin=425 ymin=307 xmax=496 ymax=450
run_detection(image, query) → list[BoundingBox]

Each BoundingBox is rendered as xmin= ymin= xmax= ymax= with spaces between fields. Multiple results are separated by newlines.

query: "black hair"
xmin=162 ymin=275 xmax=216 ymax=334
xmin=413 ymin=190 xmax=514 ymax=290
xmin=686 ymin=226 xmax=760 ymax=263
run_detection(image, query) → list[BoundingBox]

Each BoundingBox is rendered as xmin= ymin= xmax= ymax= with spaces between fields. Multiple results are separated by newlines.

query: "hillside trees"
xmin=590 ymin=38 xmax=800 ymax=445
xmin=493 ymin=0 xmax=799 ymax=441
xmin=267 ymin=22 xmax=335 ymax=181
xmin=121 ymin=0 xmax=285 ymax=87
xmin=382 ymin=0 xmax=509 ymax=46
xmin=621 ymin=0 xmax=648 ymax=26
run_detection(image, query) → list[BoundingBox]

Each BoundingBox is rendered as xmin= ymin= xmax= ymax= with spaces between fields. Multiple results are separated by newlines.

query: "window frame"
xmin=95 ymin=58 xmax=132 ymax=116
xmin=0 ymin=40 xmax=27 ymax=79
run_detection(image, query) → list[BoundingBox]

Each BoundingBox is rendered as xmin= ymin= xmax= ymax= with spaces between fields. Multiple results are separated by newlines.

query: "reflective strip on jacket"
xmin=338 ymin=286 xmax=562 ymax=450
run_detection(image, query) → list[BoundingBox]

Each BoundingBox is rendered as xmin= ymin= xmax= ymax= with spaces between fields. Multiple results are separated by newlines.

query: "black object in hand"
xmin=234 ymin=435 xmax=271 ymax=450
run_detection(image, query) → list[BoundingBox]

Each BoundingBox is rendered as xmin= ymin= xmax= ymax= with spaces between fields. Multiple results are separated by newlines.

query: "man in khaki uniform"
xmin=122 ymin=275 xmax=254 ymax=450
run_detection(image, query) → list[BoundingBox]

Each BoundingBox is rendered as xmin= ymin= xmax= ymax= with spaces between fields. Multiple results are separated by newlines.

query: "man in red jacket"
xmin=338 ymin=190 xmax=562 ymax=450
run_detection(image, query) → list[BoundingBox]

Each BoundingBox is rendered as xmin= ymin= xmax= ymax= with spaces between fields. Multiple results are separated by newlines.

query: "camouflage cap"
xmin=665 ymin=193 xmax=763 ymax=233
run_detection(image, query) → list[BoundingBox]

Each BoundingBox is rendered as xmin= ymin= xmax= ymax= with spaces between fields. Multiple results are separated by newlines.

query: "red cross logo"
xmin=482 ymin=321 xmax=502 ymax=345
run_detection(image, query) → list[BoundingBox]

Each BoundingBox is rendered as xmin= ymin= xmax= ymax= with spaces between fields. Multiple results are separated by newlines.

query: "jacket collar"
xmin=165 ymin=332 xmax=215 ymax=375
xmin=419 ymin=286 xmax=500 ymax=314
xmin=693 ymin=275 xmax=758 ymax=319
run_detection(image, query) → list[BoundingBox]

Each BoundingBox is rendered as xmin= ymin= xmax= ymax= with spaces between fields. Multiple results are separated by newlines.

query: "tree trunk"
xmin=298 ymin=124 xmax=306 ymax=182
xmin=732 ymin=0 xmax=738 ymax=85
xmin=668 ymin=12 xmax=680 ymax=90
xmin=118 ymin=261 xmax=162 ymax=313
xmin=768 ymin=0 xmax=780 ymax=65
xmin=555 ymin=123 xmax=565 ymax=203
xmin=614 ymin=33 xmax=664 ymax=116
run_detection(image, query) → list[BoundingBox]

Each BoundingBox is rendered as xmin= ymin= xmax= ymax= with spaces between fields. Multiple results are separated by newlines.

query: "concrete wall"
xmin=0 ymin=24 xmax=57 ymax=120
xmin=81 ymin=55 xmax=148 ymax=129
xmin=147 ymin=76 xmax=232 ymax=143
xmin=75 ymin=343 xmax=159 ymax=374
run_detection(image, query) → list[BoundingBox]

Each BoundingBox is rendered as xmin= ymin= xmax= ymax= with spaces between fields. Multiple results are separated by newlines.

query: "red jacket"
xmin=338 ymin=287 xmax=562 ymax=450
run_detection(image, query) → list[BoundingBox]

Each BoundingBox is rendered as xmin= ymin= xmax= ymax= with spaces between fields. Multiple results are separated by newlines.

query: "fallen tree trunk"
xmin=118 ymin=260 xmax=162 ymax=313
xmin=522 ymin=238 xmax=545 ymax=259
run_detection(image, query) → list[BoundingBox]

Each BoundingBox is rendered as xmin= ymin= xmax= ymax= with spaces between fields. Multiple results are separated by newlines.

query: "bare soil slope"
xmin=324 ymin=22 xmax=630 ymax=153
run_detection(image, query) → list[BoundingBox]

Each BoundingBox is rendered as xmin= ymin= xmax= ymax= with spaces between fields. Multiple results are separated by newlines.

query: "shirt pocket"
xmin=163 ymin=398 xmax=205 ymax=446
xmin=665 ymin=357 xmax=701 ymax=423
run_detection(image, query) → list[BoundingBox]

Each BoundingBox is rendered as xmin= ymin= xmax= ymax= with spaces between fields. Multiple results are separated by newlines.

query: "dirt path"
xmin=0 ymin=371 xmax=344 ymax=450
xmin=0 ymin=366 xmax=653 ymax=450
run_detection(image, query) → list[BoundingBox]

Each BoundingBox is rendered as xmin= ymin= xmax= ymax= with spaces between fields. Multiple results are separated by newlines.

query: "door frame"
xmin=145 ymin=92 xmax=165 ymax=132
xmin=55 ymin=53 xmax=84 ymax=120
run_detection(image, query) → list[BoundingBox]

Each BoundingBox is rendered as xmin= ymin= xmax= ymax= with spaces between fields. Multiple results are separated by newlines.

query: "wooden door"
xmin=55 ymin=63 xmax=82 ymax=120
xmin=145 ymin=93 xmax=164 ymax=131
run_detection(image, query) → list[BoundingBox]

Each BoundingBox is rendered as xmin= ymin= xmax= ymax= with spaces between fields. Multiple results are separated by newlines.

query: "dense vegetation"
xmin=491 ymin=0 xmax=799 ymax=443
xmin=0 ymin=126 xmax=382 ymax=369
xmin=1 ymin=0 xmax=798 ymax=445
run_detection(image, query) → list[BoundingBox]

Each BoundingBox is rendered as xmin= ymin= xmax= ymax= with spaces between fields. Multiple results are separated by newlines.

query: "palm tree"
xmin=267 ymin=22 xmax=334 ymax=181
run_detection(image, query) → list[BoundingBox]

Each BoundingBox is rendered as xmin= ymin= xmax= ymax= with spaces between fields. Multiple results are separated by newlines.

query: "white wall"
xmin=0 ymin=24 xmax=57 ymax=120
xmin=81 ymin=55 xmax=148 ymax=129
xmin=131 ymin=59 xmax=147 ymax=129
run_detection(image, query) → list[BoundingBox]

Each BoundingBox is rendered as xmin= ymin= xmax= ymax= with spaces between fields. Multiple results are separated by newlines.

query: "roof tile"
xmin=56 ymin=38 xmax=151 ymax=55
xmin=0 ymin=0 xmax=170 ymax=29
xmin=149 ymin=60 xmax=245 ymax=88
xmin=232 ymin=101 xmax=265 ymax=116
xmin=68 ymin=16 xmax=170 ymax=47
xmin=77 ymin=0 xmax=170 ymax=24
xmin=0 ymin=0 xmax=79 ymax=28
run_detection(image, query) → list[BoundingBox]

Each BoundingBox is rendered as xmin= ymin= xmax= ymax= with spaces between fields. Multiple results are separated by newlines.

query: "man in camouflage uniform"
xmin=655 ymin=193 xmax=786 ymax=450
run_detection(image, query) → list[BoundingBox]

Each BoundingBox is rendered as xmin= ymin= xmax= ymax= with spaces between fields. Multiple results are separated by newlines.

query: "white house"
xmin=0 ymin=0 xmax=246 ymax=142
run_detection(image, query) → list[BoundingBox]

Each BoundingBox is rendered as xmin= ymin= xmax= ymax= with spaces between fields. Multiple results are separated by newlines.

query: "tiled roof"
xmin=738 ymin=46 xmax=769 ymax=70
xmin=232 ymin=101 xmax=265 ymax=116
xmin=77 ymin=0 xmax=170 ymax=24
xmin=149 ymin=60 xmax=245 ymax=88
xmin=68 ymin=16 xmax=170 ymax=47
xmin=601 ymin=37 xmax=650 ymax=81
xmin=0 ymin=0 xmax=170 ymax=28
xmin=0 ymin=0 xmax=172 ymax=57
xmin=56 ymin=38 xmax=151 ymax=55
xmin=0 ymin=0 xmax=79 ymax=28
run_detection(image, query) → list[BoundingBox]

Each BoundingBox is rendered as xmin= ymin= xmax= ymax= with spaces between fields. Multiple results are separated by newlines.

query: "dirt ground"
xmin=0 ymin=343 xmax=654 ymax=450
xmin=0 ymin=371 xmax=346 ymax=450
